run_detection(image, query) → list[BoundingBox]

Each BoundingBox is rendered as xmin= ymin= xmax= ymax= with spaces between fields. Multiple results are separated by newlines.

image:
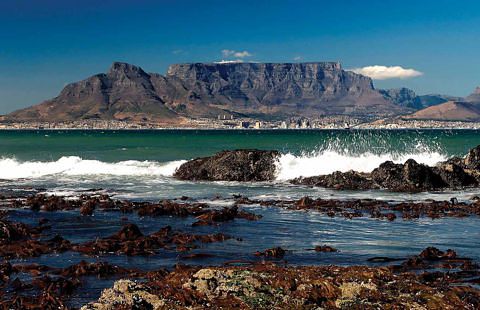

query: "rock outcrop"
xmin=293 ymin=145 xmax=480 ymax=192
xmin=174 ymin=149 xmax=279 ymax=181
xmin=290 ymin=170 xmax=377 ymax=190
xmin=6 ymin=62 xmax=409 ymax=123
xmin=379 ymin=88 xmax=418 ymax=109
xmin=380 ymin=88 xmax=461 ymax=110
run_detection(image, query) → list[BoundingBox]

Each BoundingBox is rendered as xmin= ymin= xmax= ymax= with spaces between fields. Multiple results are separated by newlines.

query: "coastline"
xmin=2 ymin=117 xmax=480 ymax=130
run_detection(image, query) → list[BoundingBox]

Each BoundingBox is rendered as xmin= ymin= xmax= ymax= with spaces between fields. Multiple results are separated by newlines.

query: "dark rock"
xmin=79 ymin=201 xmax=95 ymax=216
xmin=291 ymin=170 xmax=377 ymax=190
xmin=254 ymin=247 xmax=286 ymax=258
xmin=314 ymin=245 xmax=338 ymax=252
xmin=174 ymin=149 xmax=279 ymax=181
xmin=371 ymin=159 xmax=447 ymax=192
xmin=435 ymin=162 xmax=478 ymax=188
xmin=111 ymin=224 xmax=144 ymax=241
xmin=419 ymin=247 xmax=457 ymax=260
xmin=465 ymin=145 xmax=480 ymax=170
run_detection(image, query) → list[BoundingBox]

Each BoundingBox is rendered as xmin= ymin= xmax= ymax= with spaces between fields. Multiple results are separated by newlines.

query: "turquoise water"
xmin=1 ymin=129 xmax=480 ymax=201
xmin=0 ymin=129 xmax=478 ymax=162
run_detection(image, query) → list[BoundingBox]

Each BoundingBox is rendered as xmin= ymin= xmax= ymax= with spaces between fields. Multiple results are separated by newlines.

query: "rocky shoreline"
xmin=0 ymin=193 xmax=479 ymax=308
xmin=2 ymin=145 xmax=480 ymax=308
xmin=174 ymin=144 xmax=480 ymax=193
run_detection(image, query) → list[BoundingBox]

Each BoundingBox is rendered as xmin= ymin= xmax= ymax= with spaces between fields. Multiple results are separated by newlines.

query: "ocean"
xmin=0 ymin=129 xmax=477 ymax=201
xmin=1 ymin=129 xmax=480 ymax=306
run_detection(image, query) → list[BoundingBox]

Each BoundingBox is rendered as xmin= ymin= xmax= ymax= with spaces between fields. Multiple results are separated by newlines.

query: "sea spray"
xmin=275 ymin=140 xmax=448 ymax=180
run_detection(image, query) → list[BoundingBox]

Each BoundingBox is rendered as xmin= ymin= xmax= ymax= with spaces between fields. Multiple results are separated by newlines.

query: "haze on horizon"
xmin=0 ymin=0 xmax=479 ymax=114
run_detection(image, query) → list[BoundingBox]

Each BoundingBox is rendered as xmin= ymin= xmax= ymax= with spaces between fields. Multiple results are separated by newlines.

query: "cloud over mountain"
xmin=351 ymin=65 xmax=423 ymax=80
xmin=221 ymin=49 xmax=252 ymax=58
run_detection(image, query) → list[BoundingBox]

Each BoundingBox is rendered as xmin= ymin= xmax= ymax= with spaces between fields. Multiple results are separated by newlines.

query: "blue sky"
xmin=1 ymin=0 xmax=479 ymax=113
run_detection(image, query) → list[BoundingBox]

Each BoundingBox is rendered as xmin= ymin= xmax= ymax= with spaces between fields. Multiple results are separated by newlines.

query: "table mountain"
xmin=6 ymin=61 xmax=409 ymax=123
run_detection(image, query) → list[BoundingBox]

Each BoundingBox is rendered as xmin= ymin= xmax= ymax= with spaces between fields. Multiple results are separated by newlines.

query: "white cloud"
xmin=214 ymin=59 xmax=244 ymax=64
xmin=233 ymin=51 xmax=252 ymax=58
xmin=221 ymin=49 xmax=252 ymax=58
xmin=350 ymin=65 xmax=423 ymax=80
xmin=293 ymin=56 xmax=303 ymax=61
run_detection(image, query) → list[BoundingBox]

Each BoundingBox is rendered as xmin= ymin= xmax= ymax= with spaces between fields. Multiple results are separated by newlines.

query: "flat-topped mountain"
xmin=6 ymin=61 xmax=408 ymax=123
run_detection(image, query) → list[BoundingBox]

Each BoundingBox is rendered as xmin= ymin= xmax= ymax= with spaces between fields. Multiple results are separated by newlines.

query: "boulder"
xmin=371 ymin=159 xmax=447 ymax=192
xmin=174 ymin=149 xmax=279 ymax=181
xmin=435 ymin=162 xmax=478 ymax=188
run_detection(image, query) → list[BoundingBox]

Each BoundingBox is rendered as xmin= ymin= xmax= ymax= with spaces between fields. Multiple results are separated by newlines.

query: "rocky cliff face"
xmin=165 ymin=62 xmax=404 ymax=118
xmin=380 ymin=88 xmax=461 ymax=110
xmin=379 ymin=88 xmax=418 ymax=109
xmin=7 ymin=62 xmax=408 ymax=122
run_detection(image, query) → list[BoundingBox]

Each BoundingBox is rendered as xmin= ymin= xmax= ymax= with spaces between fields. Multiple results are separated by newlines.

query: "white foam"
xmin=275 ymin=150 xmax=447 ymax=180
xmin=0 ymin=156 xmax=186 ymax=180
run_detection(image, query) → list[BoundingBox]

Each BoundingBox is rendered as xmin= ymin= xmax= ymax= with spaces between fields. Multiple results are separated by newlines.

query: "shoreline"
xmin=1 ymin=193 xmax=480 ymax=308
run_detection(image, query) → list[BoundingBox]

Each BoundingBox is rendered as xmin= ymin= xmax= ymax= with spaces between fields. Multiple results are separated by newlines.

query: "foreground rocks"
xmin=293 ymin=145 xmax=480 ymax=192
xmin=174 ymin=149 xmax=279 ymax=181
xmin=82 ymin=248 xmax=480 ymax=309
xmin=174 ymin=145 xmax=480 ymax=192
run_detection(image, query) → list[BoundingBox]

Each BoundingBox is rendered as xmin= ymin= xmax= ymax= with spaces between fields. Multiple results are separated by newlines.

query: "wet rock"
xmin=173 ymin=149 xmax=280 ymax=181
xmin=289 ymin=144 xmax=480 ymax=192
xmin=292 ymin=170 xmax=377 ymax=190
xmin=313 ymin=245 xmax=338 ymax=252
xmin=192 ymin=205 xmax=260 ymax=226
xmin=419 ymin=247 xmax=457 ymax=260
xmin=85 ymin=263 xmax=480 ymax=309
xmin=73 ymin=224 xmax=230 ymax=256
xmin=465 ymin=145 xmax=480 ymax=170
xmin=0 ymin=235 xmax=72 ymax=259
xmin=111 ymin=223 xmax=144 ymax=241
xmin=254 ymin=247 xmax=286 ymax=258
xmin=80 ymin=201 xmax=95 ymax=216
xmin=137 ymin=200 xmax=207 ymax=217
xmin=0 ymin=261 xmax=12 ymax=284
xmin=1 ymin=292 xmax=67 ymax=309
xmin=57 ymin=260 xmax=134 ymax=278
xmin=81 ymin=279 xmax=165 ymax=310
xmin=372 ymin=159 xmax=447 ymax=192
xmin=435 ymin=161 xmax=478 ymax=188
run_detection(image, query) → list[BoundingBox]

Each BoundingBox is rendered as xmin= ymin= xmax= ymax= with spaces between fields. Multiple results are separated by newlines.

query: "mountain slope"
xmin=6 ymin=61 xmax=409 ymax=122
xmin=404 ymin=101 xmax=480 ymax=121
xmin=379 ymin=88 xmax=462 ymax=110
xmin=8 ymin=63 xmax=182 ymax=123
xmin=466 ymin=87 xmax=480 ymax=103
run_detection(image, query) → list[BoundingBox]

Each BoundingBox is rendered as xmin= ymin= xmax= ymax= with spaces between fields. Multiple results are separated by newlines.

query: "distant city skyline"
xmin=1 ymin=0 xmax=479 ymax=114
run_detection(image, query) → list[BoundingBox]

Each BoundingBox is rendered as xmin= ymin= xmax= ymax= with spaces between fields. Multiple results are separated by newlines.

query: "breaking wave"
xmin=0 ymin=156 xmax=186 ymax=180
xmin=275 ymin=139 xmax=449 ymax=180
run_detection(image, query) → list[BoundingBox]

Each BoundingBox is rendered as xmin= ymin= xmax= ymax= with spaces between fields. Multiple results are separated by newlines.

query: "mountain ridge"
xmin=5 ymin=61 xmax=409 ymax=123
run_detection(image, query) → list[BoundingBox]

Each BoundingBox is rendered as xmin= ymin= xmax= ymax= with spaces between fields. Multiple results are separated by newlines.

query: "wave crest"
xmin=0 ymin=156 xmax=186 ymax=180
xmin=275 ymin=145 xmax=447 ymax=180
